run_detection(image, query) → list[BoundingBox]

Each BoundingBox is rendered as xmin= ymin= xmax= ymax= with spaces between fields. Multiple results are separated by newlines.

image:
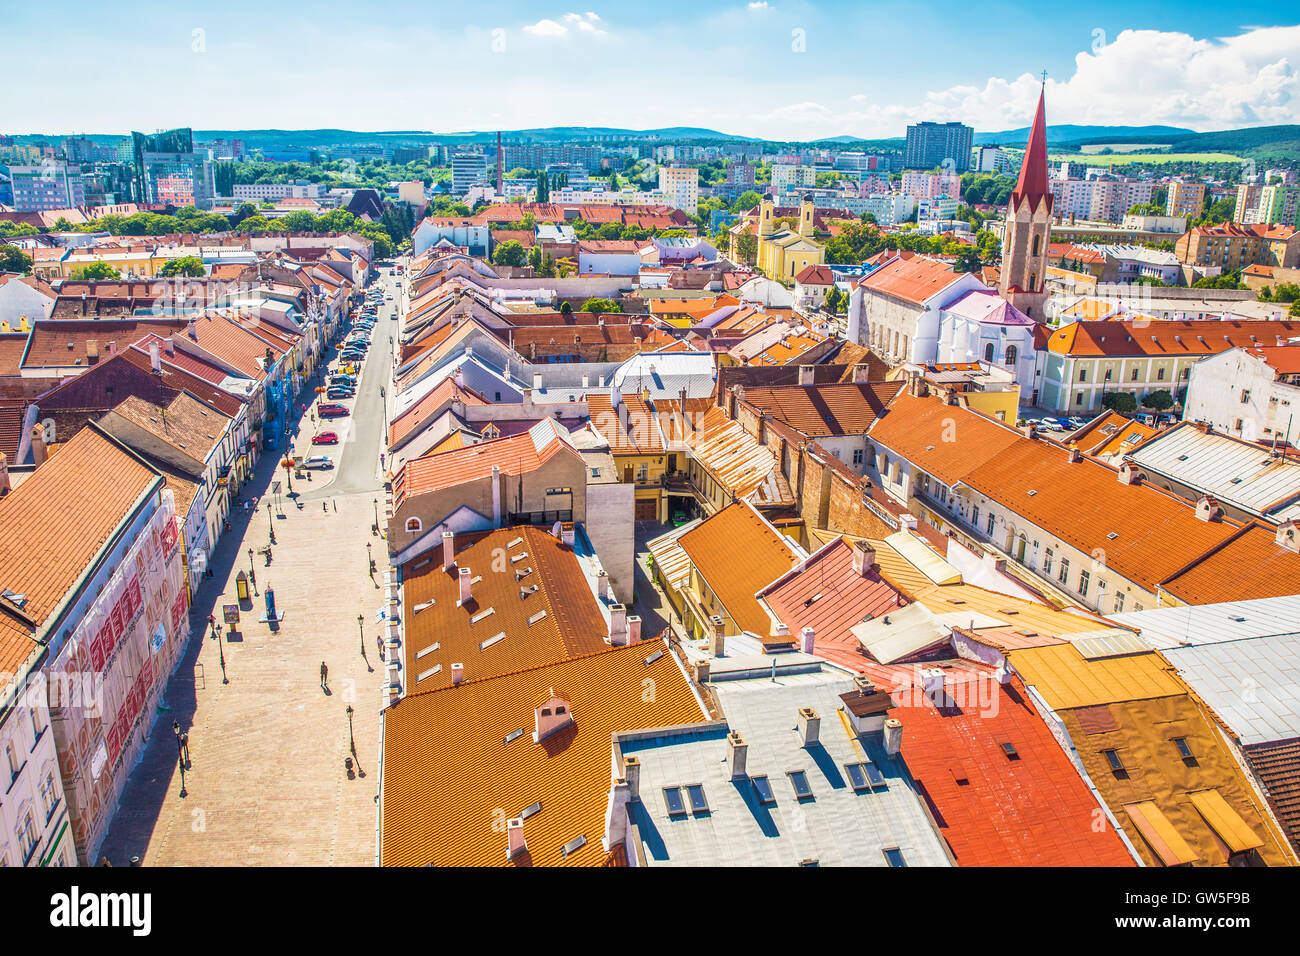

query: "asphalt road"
xmin=301 ymin=268 xmax=399 ymax=498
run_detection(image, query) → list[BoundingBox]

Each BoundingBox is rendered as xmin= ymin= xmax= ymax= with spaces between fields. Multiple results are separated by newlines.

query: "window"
xmin=1102 ymin=749 xmax=1129 ymax=779
xmin=971 ymin=505 xmax=980 ymax=528
xmin=404 ymin=517 xmax=422 ymax=534
xmin=1000 ymin=742 xmax=1020 ymax=760
xmin=751 ymin=775 xmax=776 ymax=805
xmin=1005 ymin=345 xmax=1017 ymax=365
xmin=845 ymin=762 xmax=870 ymax=792
xmin=1241 ymin=389 xmax=1251 ymax=404
xmin=17 ymin=811 xmax=37 ymax=864
xmin=1157 ymin=367 xmax=1166 ymax=381
xmin=1076 ymin=392 xmax=1083 ymax=406
xmin=788 ymin=770 xmax=813 ymax=800
xmin=1043 ymin=548 xmax=1053 ymax=576
xmin=852 ymin=448 xmax=864 ymax=466
xmin=1058 ymin=558 xmax=1070 ymax=585
xmin=30 ymin=707 xmax=45 ymax=742
xmin=1181 ymin=368 xmax=1189 ymax=380
xmin=984 ymin=343 xmax=995 ymax=363
xmin=636 ymin=464 xmax=648 ymax=483
xmin=41 ymin=771 xmax=58 ymax=820
xmin=685 ymin=784 xmax=708 ymax=814
xmin=1078 ymin=368 xmax=1088 ymax=382
xmin=1173 ymin=738 xmax=1198 ymax=766
xmin=1079 ymin=569 xmax=1090 ymax=598
xmin=5 ymin=742 xmax=18 ymax=780
xmin=662 ymin=786 xmax=686 ymax=817
xmin=883 ymin=847 xmax=907 ymax=868
xmin=1131 ymin=368 xmax=1139 ymax=381
xmin=1114 ymin=591 xmax=1125 ymax=613
xmin=1104 ymin=368 xmax=1112 ymax=382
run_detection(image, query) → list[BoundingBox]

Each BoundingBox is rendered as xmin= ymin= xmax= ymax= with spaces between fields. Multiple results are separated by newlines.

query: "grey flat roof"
xmin=1111 ymin=595 xmax=1300 ymax=650
xmin=1163 ymin=635 xmax=1300 ymax=745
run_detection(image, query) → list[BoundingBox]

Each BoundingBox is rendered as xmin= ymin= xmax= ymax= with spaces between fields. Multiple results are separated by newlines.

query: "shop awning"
xmin=1124 ymin=801 xmax=1200 ymax=866
xmin=1188 ymin=789 xmax=1264 ymax=853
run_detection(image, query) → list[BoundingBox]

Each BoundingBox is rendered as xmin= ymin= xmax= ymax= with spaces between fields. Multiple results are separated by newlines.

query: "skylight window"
xmin=1102 ymin=749 xmax=1128 ymax=779
xmin=663 ymin=787 xmax=687 ymax=817
xmin=845 ymin=762 xmax=884 ymax=792
xmin=751 ymin=775 xmax=776 ymax=805
xmin=470 ymin=607 xmax=495 ymax=625
xmin=883 ymin=847 xmax=907 ymax=868
xmin=788 ymin=770 xmax=813 ymax=800
xmin=643 ymin=650 xmax=664 ymax=666
xmin=1172 ymin=737 xmax=1198 ymax=766
xmin=686 ymin=784 xmax=708 ymax=814
xmin=560 ymin=835 xmax=588 ymax=857
xmin=1000 ymin=742 xmax=1020 ymax=761
xmin=479 ymin=632 xmax=505 ymax=650
xmin=520 ymin=801 xmax=542 ymax=819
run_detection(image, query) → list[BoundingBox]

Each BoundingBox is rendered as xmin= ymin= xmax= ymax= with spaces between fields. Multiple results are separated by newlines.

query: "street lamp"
xmin=248 ymin=548 xmax=254 ymax=576
xmin=346 ymin=705 xmax=355 ymax=755
xmin=217 ymin=623 xmax=228 ymax=684
xmin=267 ymin=502 xmax=276 ymax=544
xmin=178 ymin=752 xmax=187 ymax=799
xmin=358 ymin=614 xmax=365 ymax=658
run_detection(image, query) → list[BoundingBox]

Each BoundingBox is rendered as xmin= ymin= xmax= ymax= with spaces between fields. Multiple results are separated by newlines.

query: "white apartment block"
xmin=657 ymin=165 xmax=699 ymax=213
xmin=1050 ymin=177 xmax=1154 ymax=223
xmin=232 ymin=181 xmax=325 ymax=201
xmin=1184 ymin=347 xmax=1300 ymax=444
xmin=770 ymin=163 xmax=817 ymax=196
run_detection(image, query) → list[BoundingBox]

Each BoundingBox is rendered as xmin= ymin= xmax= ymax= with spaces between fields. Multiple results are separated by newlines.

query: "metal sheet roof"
xmin=1111 ymin=595 xmax=1300 ymax=650
xmin=1163 ymin=634 xmax=1300 ymax=745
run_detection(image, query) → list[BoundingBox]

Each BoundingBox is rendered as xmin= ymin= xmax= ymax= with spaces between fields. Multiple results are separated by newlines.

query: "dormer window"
xmin=533 ymin=689 xmax=573 ymax=742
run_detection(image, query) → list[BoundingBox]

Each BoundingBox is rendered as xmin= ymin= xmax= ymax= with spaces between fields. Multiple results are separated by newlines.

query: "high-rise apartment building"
xmin=0 ymin=162 xmax=86 ymax=211
xmin=1166 ymin=180 xmax=1207 ymax=219
xmin=904 ymin=121 xmax=973 ymax=171
xmin=658 ymin=165 xmax=699 ymax=213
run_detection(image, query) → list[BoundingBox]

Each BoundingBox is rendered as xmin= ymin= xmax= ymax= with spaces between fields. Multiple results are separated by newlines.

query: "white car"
xmin=303 ymin=456 xmax=335 ymax=470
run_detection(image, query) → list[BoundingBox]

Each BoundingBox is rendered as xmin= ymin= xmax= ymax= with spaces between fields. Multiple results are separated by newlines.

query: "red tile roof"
xmin=857 ymin=255 xmax=967 ymax=306
xmin=1048 ymin=320 xmax=1300 ymax=358
xmin=738 ymin=382 xmax=902 ymax=437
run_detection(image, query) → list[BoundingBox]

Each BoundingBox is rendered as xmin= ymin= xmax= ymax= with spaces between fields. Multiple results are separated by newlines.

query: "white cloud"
xmin=751 ymin=25 xmax=1300 ymax=140
xmin=563 ymin=12 xmax=607 ymax=35
xmin=748 ymin=2 xmax=770 ymax=10
xmin=523 ymin=19 xmax=568 ymax=37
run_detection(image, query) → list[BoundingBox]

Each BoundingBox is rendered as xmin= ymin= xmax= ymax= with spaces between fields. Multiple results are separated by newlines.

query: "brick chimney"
xmin=506 ymin=817 xmax=527 ymax=860
xmin=626 ymin=615 xmax=642 ymax=644
xmin=800 ymin=626 xmax=815 ymax=655
xmin=442 ymin=531 xmax=455 ymax=571
xmin=884 ymin=717 xmax=903 ymax=756
xmin=1117 ymin=461 xmax=1140 ymax=485
xmin=709 ymin=614 xmax=726 ymax=657
xmin=608 ymin=603 xmax=628 ymax=645
xmin=797 ymin=707 xmax=820 ymax=746
xmin=1195 ymin=495 xmax=1222 ymax=522
xmin=30 ymin=425 xmax=46 ymax=465
xmin=451 ymin=662 xmax=464 ymax=685
xmin=457 ymin=566 xmax=472 ymax=604
xmin=1066 ymin=444 xmax=1081 ymax=463
xmin=852 ymin=540 xmax=876 ymax=576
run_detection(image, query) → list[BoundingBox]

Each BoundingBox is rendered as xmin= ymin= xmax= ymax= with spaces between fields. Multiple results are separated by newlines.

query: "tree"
xmin=69 ymin=262 xmax=121 ymax=280
xmin=278 ymin=211 xmax=318 ymax=233
xmin=492 ymin=239 xmax=527 ymax=267
xmin=952 ymin=248 xmax=983 ymax=274
xmin=0 ymin=244 xmax=33 ymax=275
xmin=1142 ymin=390 xmax=1175 ymax=412
xmin=159 ymin=256 xmax=206 ymax=278
xmin=53 ymin=217 xmax=75 ymax=232
xmin=580 ymin=297 xmax=621 ymax=314
xmin=824 ymin=286 xmax=844 ymax=313
xmin=538 ymin=253 xmax=555 ymax=278
xmin=535 ymin=172 xmax=549 ymax=203
xmin=0 ymin=221 xmax=38 ymax=240
xmin=527 ymin=246 xmax=543 ymax=271
xmin=1291 ymin=299 xmax=1300 ymax=318
xmin=730 ymin=190 xmax=763 ymax=214
xmin=1101 ymin=390 xmax=1138 ymax=413
xmin=560 ymin=301 xmax=572 ymax=316
xmin=734 ymin=232 xmax=757 ymax=267
xmin=1127 ymin=202 xmax=1165 ymax=217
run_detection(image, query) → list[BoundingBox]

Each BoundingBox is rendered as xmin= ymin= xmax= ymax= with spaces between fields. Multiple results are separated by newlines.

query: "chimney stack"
xmin=442 ymin=531 xmax=455 ymax=571
xmin=1275 ymin=520 xmax=1299 ymax=554
xmin=726 ymin=731 xmax=748 ymax=780
xmin=0 ymin=453 xmax=8 ymax=495
xmin=458 ymin=566 xmax=472 ymax=604
xmin=451 ymin=662 xmax=464 ymax=685
xmin=797 ymin=363 xmax=814 ymax=386
xmin=1067 ymin=444 xmax=1081 ymax=463
xmin=608 ymin=603 xmax=628 ymax=645
xmin=883 ymin=717 xmax=903 ymax=756
xmin=852 ymin=540 xmax=876 ymax=576
xmin=149 ymin=341 xmax=162 ymax=374
xmin=797 ymin=707 xmax=820 ymax=746
xmin=622 ymin=755 xmax=641 ymax=798
xmin=626 ymin=615 xmax=642 ymax=644
xmin=560 ymin=522 xmax=575 ymax=548
xmin=709 ymin=615 xmax=726 ymax=657
xmin=694 ymin=658 xmax=711 ymax=683
xmin=1195 ymin=495 xmax=1222 ymax=522
xmin=532 ymin=370 xmax=543 ymax=392
xmin=800 ymin=626 xmax=815 ymax=655
xmin=30 ymin=425 xmax=46 ymax=465
xmin=1021 ymin=422 xmax=1037 ymax=440
xmin=597 ymin=570 xmax=609 ymax=600
xmin=1117 ymin=461 xmax=1140 ymax=485
xmin=506 ymin=817 xmax=526 ymax=860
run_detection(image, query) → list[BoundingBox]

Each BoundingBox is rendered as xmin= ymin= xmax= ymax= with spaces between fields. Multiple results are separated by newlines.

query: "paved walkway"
xmin=99 ymin=279 xmax=396 ymax=866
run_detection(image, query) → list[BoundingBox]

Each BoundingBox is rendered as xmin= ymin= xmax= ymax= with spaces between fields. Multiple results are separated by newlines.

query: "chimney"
xmin=709 ymin=614 xmax=726 ymax=657
xmin=1195 ymin=495 xmax=1222 ymax=522
xmin=442 ymin=530 xmax=455 ymax=570
xmin=1021 ymin=422 xmax=1037 ymax=440
xmin=797 ymin=363 xmax=814 ymax=386
xmin=533 ymin=689 xmax=573 ymax=741
xmin=30 ymin=425 xmax=46 ymax=465
xmin=921 ymin=667 xmax=945 ymax=699
xmin=608 ymin=603 xmax=628 ymax=645
xmin=506 ymin=817 xmax=526 ymax=859
xmin=883 ymin=717 xmax=903 ymax=756
xmin=149 ymin=340 xmax=162 ymax=374
xmin=187 ymin=317 xmax=198 ymax=340
xmin=1275 ymin=519 xmax=1299 ymax=554
xmin=165 ymin=336 xmax=175 ymax=357
xmin=582 ymin=373 xmax=590 ymax=389
xmin=1117 ymin=461 xmax=1140 ymax=485
xmin=491 ymin=465 xmax=502 ymax=527
xmin=726 ymin=731 xmax=748 ymax=780
xmin=451 ymin=662 xmax=464 ymax=685
xmin=852 ymin=540 xmax=876 ymax=576
xmin=626 ymin=615 xmax=642 ymax=644
xmin=108 ymin=340 xmax=118 ymax=358
xmin=597 ymin=570 xmax=609 ymax=600
xmin=622 ymin=755 xmax=641 ymax=798
xmin=560 ymin=522 xmax=575 ymax=548
xmin=852 ymin=365 xmax=871 ymax=384
xmin=458 ymin=566 xmax=472 ymax=604
xmin=0 ymin=453 xmax=8 ymax=495
xmin=800 ymin=626 xmax=815 ymax=655
xmin=694 ymin=658 xmax=711 ymax=683
xmin=797 ymin=707 xmax=820 ymax=746
xmin=1066 ymin=444 xmax=1081 ymax=463
xmin=532 ymin=370 xmax=543 ymax=392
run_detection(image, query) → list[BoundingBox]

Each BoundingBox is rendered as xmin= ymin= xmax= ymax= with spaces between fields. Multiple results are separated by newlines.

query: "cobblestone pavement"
xmin=99 ymin=285 xmax=396 ymax=867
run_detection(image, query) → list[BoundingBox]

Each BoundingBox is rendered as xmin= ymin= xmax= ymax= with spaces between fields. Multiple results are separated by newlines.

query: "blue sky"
xmin=4 ymin=1 xmax=1299 ymax=139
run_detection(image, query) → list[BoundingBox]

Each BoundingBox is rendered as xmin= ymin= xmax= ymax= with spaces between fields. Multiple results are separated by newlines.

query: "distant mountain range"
xmin=974 ymin=124 xmax=1196 ymax=146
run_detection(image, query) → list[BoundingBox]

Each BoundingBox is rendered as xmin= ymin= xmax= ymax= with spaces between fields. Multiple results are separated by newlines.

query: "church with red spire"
xmin=997 ymin=86 xmax=1053 ymax=319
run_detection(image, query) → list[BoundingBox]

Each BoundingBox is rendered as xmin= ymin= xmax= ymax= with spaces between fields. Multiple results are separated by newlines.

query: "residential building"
xmin=1184 ymin=346 xmax=1300 ymax=444
xmin=450 ymin=150 xmax=489 ymax=196
xmin=1166 ymin=180 xmax=1207 ymax=219
xmin=131 ymin=128 xmax=216 ymax=209
xmin=904 ymin=122 xmax=973 ymax=172
xmin=658 ymin=165 xmax=699 ymax=214
xmin=1175 ymin=223 xmax=1300 ymax=272
xmin=770 ymin=163 xmax=817 ymax=196
xmin=231 ymin=181 xmax=325 ymax=202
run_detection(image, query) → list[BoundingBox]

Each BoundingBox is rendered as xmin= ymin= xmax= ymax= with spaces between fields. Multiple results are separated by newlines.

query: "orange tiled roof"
xmin=1159 ymin=524 xmax=1300 ymax=605
xmin=866 ymin=391 xmax=1022 ymax=487
xmin=0 ymin=601 xmax=39 ymax=697
xmin=1048 ymin=320 xmax=1300 ymax=358
xmin=380 ymin=639 xmax=706 ymax=866
xmin=739 ymin=382 xmax=902 ymax=437
xmin=399 ymin=526 xmax=610 ymax=693
xmin=0 ymin=426 xmax=159 ymax=627
xmin=387 ymin=377 xmax=487 ymax=450
xmin=678 ymin=502 xmax=799 ymax=635
xmin=858 ymin=255 xmax=965 ymax=306
xmin=587 ymin=393 xmax=664 ymax=454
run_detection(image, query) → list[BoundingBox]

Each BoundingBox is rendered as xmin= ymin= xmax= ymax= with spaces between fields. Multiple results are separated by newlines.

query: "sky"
xmin=4 ymin=1 xmax=1299 ymax=140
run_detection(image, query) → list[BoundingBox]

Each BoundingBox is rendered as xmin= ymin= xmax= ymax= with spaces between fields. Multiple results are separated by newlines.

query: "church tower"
xmin=998 ymin=85 xmax=1052 ymax=319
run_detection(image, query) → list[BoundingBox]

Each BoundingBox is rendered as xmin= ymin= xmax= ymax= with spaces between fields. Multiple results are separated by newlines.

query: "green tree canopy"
xmin=69 ymin=262 xmax=121 ymax=280
xmin=0 ymin=244 xmax=33 ymax=275
xmin=491 ymin=239 xmax=527 ymax=267
xmin=1142 ymin=390 xmax=1175 ymax=411
xmin=579 ymin=297 xmax=621 ymax=314
xmin=1101 ymin=390 xmax=1138 ymax=413
xmin=159 ymin=256 xmax=206 ymax=278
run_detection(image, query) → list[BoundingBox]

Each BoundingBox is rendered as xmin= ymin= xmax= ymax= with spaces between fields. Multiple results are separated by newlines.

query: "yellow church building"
xmin=747 ymin=200 xmax=825 ymax=284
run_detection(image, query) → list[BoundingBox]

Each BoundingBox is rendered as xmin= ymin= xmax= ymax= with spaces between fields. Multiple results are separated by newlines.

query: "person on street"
xmin=377 ymin=634 xmax=385 ymax=662
xmin=320 ymin=661 xmax=328 ymax=689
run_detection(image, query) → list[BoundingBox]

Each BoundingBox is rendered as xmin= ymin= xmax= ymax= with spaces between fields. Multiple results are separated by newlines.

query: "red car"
xmin=317 ymin=403 xmax=349 ymax=418
xmin=312 ymin=431 xmax=339 ymax=445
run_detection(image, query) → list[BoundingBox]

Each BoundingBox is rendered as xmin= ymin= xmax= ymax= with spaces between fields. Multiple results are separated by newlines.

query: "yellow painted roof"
xmin=1007 ymin=642 xmax=1185 ymax=709
xmin=1124 ymin=801 xmax=1200 ymax=865
xmin=883 ymin=531 xmax=961 ymax=585
xmin=1188 ymin=789 xmax=1264 ymax=853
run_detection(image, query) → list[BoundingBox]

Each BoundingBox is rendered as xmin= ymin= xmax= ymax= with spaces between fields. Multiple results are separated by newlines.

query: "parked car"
xmin=318 ymin=403 xmax=349 ymax=417
xmin=312 ymin=431 xmax=339 ymax=445
xmin=303 ymin=456 xmax=335 ymax=470
xmin=1037 ymin=417 xmax=1067 ymax=432
xmin=327 ymin=389 xmax=354 ymax=401
xmin=1066 ymin=416 xmax=1088 ymax=430
xmin=328 ymin=376 xmax=355 ymax=387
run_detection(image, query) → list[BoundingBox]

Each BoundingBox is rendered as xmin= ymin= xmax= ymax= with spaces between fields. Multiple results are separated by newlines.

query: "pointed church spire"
xmin=1010 ymin=85 xmax=1051 ymax=211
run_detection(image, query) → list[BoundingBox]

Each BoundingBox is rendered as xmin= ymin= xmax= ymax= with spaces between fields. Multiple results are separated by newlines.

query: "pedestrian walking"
xmin=179 ymin=731 xmax=190 ymax=765
xmin=323 ymin=501 xmax=328 ymax=513
xmin=377 ymin=634 xmax=385 ymax=661
xmin=320 ymin=661 xmax=328 ymax=689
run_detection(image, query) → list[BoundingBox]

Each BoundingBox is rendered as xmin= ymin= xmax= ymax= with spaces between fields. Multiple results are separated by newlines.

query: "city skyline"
xmin=3 ymin=2 xmax=1299 ymax=139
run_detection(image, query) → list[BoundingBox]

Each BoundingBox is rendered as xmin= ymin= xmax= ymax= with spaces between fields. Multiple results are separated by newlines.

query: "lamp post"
xmin=267 ymin=502 xmax=276 ymax=544
xmin=247 ymin=548 xmax=254 ymax=576
xmin=178 ymin=752 xmax=187 ymax=799
xmin=358 ymin=614 xmax=365 ymax=659
xmin=346 ymin=705 xmax=355 ymax=755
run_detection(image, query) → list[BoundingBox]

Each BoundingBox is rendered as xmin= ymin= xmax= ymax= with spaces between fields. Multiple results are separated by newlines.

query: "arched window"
xmin=1005 ymin=345 xmax=1017 ymax=365
xmin=405 ymin=517 xmax=422 ymax=534
xmin=984 ymin=342 xmax=995 ymax=363
xmin=1031 ymin=234 xmax=1041 ymax=257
